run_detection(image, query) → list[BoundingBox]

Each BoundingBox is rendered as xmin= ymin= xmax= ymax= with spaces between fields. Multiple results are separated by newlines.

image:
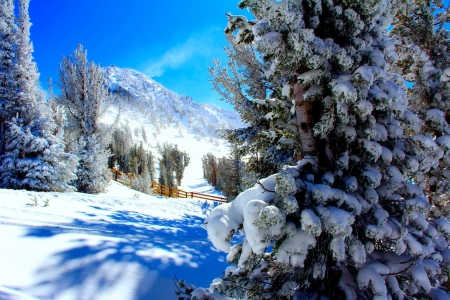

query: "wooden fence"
xmin=109 ymin=169 xmax=227 ymax=202
xmin=151 ymin=182 xmax=228 ymax=203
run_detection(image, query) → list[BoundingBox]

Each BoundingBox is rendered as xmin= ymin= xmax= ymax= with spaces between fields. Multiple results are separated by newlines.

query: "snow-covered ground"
xmin=0 ymin=67 xmax=245 ymax=300
xmin=0 ymin=180 xmax=228 ymax=300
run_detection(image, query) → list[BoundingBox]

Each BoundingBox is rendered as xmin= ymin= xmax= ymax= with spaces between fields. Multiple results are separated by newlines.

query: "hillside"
xmin=102 ymin=66 xmax=244 ymax=192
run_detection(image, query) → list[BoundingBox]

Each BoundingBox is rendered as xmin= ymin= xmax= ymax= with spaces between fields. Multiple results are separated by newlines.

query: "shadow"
xmin=22 ymin=206 xmax=228 ymax=300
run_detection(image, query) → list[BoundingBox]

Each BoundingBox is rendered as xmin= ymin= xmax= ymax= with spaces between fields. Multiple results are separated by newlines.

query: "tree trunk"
xmin=294 ymin=84 xmax=317 ymax=155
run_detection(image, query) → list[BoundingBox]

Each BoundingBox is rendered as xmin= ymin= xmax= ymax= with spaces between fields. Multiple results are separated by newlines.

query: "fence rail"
xmin=109 ymin=169 xmax=227 ymax=203
xmin=151 ymin=182 xmax=227 ymax=203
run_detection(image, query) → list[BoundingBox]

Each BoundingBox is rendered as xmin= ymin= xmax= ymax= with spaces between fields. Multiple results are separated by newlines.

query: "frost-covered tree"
xmin=54 ymin=45 xmax=114 ymax=194
xmin=0 ymin=0 xmax=17 ymax=154
xmin=1 ymin=118 xmax=78 ymax=191
xmin=391 ymin=1 xmax=450 ymax=220
xmin=210 ymin=35 xmax=299 ymax=178
xmin=190 ymin=0 xmax=450 ymax=299
xmin=0 ymin=0 xmax=77 ymax=192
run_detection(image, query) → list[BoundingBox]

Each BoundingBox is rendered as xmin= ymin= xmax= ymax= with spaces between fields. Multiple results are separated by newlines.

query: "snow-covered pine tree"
xmin=0 ymin=0 xmax=77 ymax=192
xmin=209 ymin=35 xmax=299 ymax=178
xmin=194 ymin=0 xmax=450 ymax=299
xmin=0 ymin=0 xmax=17 ymax=155
xmin=54 ymin=45 xmax=114 ymax=194
xmin=392 ymin=1 xmax=450 ymax=220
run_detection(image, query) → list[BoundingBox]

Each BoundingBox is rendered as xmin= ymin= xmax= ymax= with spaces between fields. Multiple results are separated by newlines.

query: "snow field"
xmin=0 ymin=181 xmax=229 ymax=300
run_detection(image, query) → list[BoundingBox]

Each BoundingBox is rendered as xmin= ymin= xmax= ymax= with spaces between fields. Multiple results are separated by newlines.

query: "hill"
xmin=102 ymin=66 xmax=244 ymax=192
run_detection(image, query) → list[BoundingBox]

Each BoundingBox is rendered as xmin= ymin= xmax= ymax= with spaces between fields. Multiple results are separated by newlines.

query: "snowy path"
xmin=0 ymin=182 xmax=228 ymax=300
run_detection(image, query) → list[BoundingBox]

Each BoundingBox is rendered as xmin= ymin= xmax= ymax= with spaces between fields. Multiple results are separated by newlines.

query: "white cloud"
xmin=144 ymin=29 xmax=221 ymax=78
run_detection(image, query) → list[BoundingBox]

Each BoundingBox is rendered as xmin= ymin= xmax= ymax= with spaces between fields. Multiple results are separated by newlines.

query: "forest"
xmin=2 ymin=0 xmax=450 ymax=299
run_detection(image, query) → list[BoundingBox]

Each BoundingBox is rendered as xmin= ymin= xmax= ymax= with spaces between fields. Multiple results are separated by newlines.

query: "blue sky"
xmin=28 ymin=1 xmax=252 ymax=110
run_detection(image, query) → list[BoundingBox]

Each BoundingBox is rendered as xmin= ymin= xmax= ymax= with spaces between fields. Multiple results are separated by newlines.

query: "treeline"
xmin=109 ymin=123 xmax=190 ymax=193
xmin=201 ymin=152 xmax=249 ymax=200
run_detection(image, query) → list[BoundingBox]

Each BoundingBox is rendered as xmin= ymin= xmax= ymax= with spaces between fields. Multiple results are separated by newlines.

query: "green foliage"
xmin=158 ymin=142 xmax=190 ymax=188
xmin=202 ymin=151 xmax=246 ymax=200
xmin=210 ymin=35 xmax=299 ymax=179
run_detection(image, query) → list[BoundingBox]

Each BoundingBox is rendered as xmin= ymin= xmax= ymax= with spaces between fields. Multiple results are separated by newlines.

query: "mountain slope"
xmin=104 ymin=66 xmax=243 ymax=139
xmin=102 ymin=66 xmax=244 ymax=192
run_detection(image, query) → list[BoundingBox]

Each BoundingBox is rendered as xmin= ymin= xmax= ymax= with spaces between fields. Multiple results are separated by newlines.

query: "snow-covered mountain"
xmin=101 ymin=66 xmax=244 ymax=192
xmin=104 ymin=66 xmax=243 ymax=139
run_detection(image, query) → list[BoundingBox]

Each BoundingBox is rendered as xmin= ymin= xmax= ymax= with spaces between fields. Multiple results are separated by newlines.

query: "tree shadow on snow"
xmin=22 ymin=206 xmax=228 ymax=300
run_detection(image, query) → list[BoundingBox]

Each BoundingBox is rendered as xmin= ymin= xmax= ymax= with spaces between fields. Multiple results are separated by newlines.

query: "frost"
xmin=408 ymin=135 xmax=440 ymax=156
xmin=275 ymin=166 xmax=297 ymax=198
xmin=360 ymin=139 xmax=382 ymax=161
xmin=436 ymin=135 xmax=450 ymax=152
xmin=300 ymin=209 xmax=322 ymax=236
xmin=349 ymin=238 xmax=366 ymax=265
xmin=357 ymin=262 xmax=390 ymax=297
xmin=282 ymin=195 xmax=298 ymax=214
xmin=405 ymin=198 xmax=430 ymax=214
xmin=354 ymin=100 xmax=373 ymax=117
xmin=297 ymin=69 xmax=322 ymax=85
xmin=332 ymin=82 xmax=357 ymax=103
xmin=345 ymin=176 xmax=358 ymax=192
xmin=353 ymin=66 xmax=374 ymax=86
xmin=434 ymin=218 xmax=450 ymax=238
xmin=331 ymin=235 xmax=346 ymax=261
xmin=360 ymin=167 xmax=382 ymax=188
xmin=320 ymin=206 xmax=355 ymax=236
xmin=277 ymin=228 xmax=316 ymax=267
xmin=245 ymin=201 xmax=285 ymax=254
xmin=303 ymin=85 xmax=323 ymax=101
xmin=364 ymin=188 xmax=379 ymax=205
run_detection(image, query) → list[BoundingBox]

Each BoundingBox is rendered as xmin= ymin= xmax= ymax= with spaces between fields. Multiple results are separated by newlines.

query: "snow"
xmin=277 ymin=227 xmax=316 ymax=267
xmin=101 ymin=66 xmax=245 ymax=196
xmin=0 ymin=181 xmax=231 ymax=299
xmin=204 ymin=175 xmax=277 ymax=252
xmin=0 ymin=66 xmax=247 ymax=300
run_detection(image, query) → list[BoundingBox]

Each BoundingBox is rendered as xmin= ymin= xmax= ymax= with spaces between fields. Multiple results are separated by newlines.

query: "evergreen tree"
xmin=0 ymin=0 xmax=77 ymax=192
xmin=202 ymin=152 xmax=218 ymax=186
xmin=0 ymin=0 xmax=17 ymax=154
xmin=54 ymin=45 xmax=114 ymax=194
xmin=392 ymin=1 xmax=450 ymax=220
xmin=202 ymin=151 xmax=246 ymax=200
xmin=158 ymin=142 xmax=190 ymax=188
xmin=172 ymin=144 xmax=190 ymax=186
xmin=216 ymin=153 xmax=245 ymax=200
xmin=210 ymin=35 xmax=299 ymax=178
xmin=110 ymin=123 xmax=133 ymax=173
xmin=192 ymin=0 xmax=450 ymax=299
